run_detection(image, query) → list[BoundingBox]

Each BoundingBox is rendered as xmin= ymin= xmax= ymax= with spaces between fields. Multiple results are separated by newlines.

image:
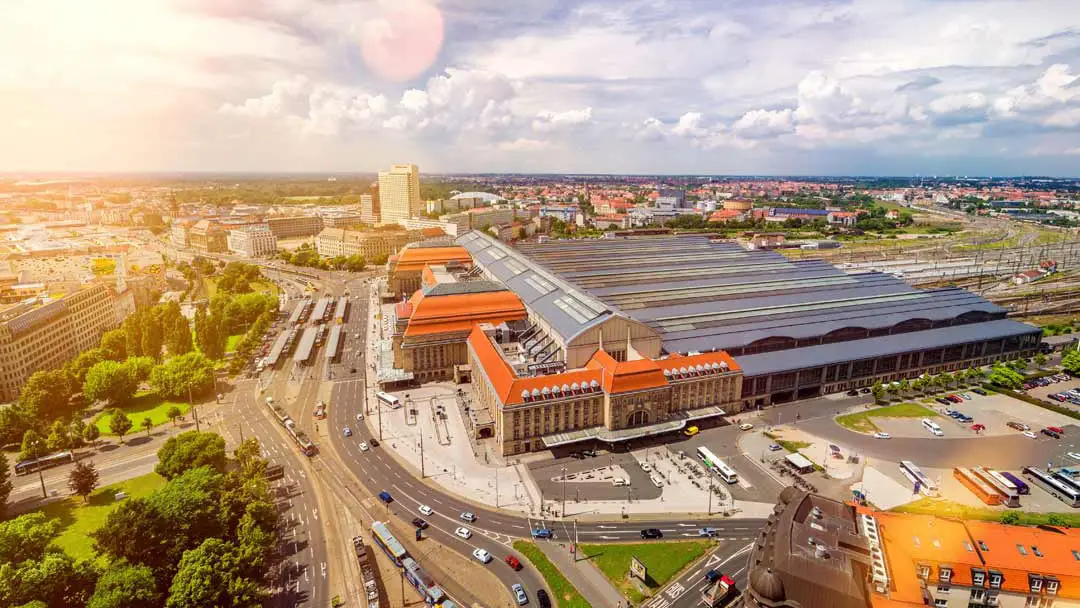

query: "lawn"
xmin=835 ymin=402 xmax=938 ymax=433
xmin=93 ymin=391 xmax=190 ymax=435
xmin=512 ymin=541 xmax=592 ymax=608
xmin=37 ymin=472 xmax=166 ymax=561
xmin=893 ymin=498 xmax=1080 ymax=528
xmin=579 ymin=541 xmax=710 ymax=604
xmin=776 ymin=440 xmax=810 ymax=453
xmin=226 ymin=333 xmax=243 ymax=352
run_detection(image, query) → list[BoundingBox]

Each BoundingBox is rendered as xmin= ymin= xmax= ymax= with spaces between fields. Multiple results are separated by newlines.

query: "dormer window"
xmin=1046 ymin=579 xmax=1059 ymax=595
xmin=989 ymin=571 xmax=1002 ymax=589
xmin=939 ymin=567 xmax=953 ymax=583
xmin=917 ymin=565 xmax=931 ymax=579
xmin=1029 ymin=575 xmax=1044 ymax=593
xmin=972 ymin=569 xmax=985 ymax=587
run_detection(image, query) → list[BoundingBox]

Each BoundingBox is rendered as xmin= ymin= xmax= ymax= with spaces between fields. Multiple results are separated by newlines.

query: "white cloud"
xmin=498 ymin=138 xmax=551 ymax=151
xmin=732 ymin=108 xmax=794 ymax=138
xmin=532 ymin=107 xmax=593 ymax=132
xmin=1043 ymin=107 xmax=1080 ymax=128
xmin=928 ymin=92 xmax=988 ymax=114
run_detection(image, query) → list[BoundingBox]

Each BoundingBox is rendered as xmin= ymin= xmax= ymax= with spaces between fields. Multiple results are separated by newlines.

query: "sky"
xmin=3 ymin=0 xmax=1080 ymax=176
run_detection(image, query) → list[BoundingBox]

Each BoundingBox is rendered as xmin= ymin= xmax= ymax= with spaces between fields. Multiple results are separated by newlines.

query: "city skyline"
xmin=2 ymin=0 xmax=1080 ymax=177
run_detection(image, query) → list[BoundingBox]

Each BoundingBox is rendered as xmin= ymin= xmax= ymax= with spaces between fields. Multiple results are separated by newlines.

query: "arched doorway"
xmin=627 ymin=410 xmax=649 ymax=427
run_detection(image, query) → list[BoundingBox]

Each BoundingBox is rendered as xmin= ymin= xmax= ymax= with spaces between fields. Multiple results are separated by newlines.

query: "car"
xmin=473 ymin=548 xmax=492 ymax=563
xmin=455 ymin=527 xmax=472 ymax=539
xmin=640 ymin=463 xmax=652 ymax=472
xmin=359 ymin=442 xmax=369 ymax=451
xmin=512 ymin=583 xmax=529 ymax=606
xmin=536 ymin=589 xmax=552 ymax=608
xmin=505 ymin=555 xmax=523 ymax=570
xmin=377 ymin=491 xmax=393 ymax=503
xmin=846 ymin=389 xmax=860 ymax=396
xmin=698 ymin=527 xmax=717 ymax=537
xmin=705 ymin=569 xmax=722 ymax=583
xmin=961 ymin=393 xmax=973 ymax=400
xmin=355 ymin=412 xmax=364 ymax=421
xmin=873 ymin=432 xmax=891 ymax=439
xmin=958 ymin=415 xmax=973 ymax=423
xmin=946 ymin=410 xmax=960 ymax=418
xmin=1007 ymin=422 xmax=1028 ymax=431
xmin=460 ymin=511 xmax=477 ymax=523
xmin=640 ymin=528 xmax=663 ymax=539
xmin=972 ymin=388 xmax=987 ymax=396
xmin=937 ymin=398 xmax=952 ymax=406
xmin=531 ymin=528 xmax=553 ymax=539
xmin=369 ymin=438 xmax=379 ymax=447
xmin=350 ymin=367 xmax=357 ymax=373
xmin=1047 ymin=426 xmax=1065 ymax=435
xmin=419 ymin=504 xmax=433 ymax=516
xmin=1023 ymin=431 xmax=1038 ymax=439
xmin=412 ymin=518 xmax=429 ymax=529
xmin=343 ymin=426 xmax=352 ymax=437
xmin=860 ymin=387 xmax=871 ymax=394
xmin=739 ymin=423 xmax=754 ymax=431
xmin=683 ymin=426 xmax=700 ymax=437
xmin=768 ymin=443 xmax=783 ymax=451
xmin=1067 ymin=452 xmax=1080 ymax=461
xmin=1042 ymin=428 xmax=1061 ymax=439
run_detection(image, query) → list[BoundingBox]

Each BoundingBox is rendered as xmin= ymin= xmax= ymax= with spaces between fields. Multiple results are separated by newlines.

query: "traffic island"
xmin=513 ymin=540 xmax=593 ymax=608
xmin=578 ymin=540 xmax=712 ymax=605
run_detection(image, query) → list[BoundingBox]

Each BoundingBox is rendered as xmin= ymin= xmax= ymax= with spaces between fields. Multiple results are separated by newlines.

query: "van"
xmin=921 ymin=419 xmax=943 ymax=436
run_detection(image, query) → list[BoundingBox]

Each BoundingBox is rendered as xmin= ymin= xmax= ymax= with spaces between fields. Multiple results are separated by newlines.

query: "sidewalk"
xmin=538 ymin=540 xmax=626 ymax=608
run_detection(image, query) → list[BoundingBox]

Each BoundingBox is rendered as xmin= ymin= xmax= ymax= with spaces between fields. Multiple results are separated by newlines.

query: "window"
xmin=940 ymin=567 xmax=953 ymax=583
xmin=918 ymin=565 xmax=932 ymax=579
xmin=1017 ymin=545 xmax=1028 ymax=556
xmin=972 ymin=570 xmax=986 ymax=587
xmin=938 ymin=586 xmax=951 ymax=595
xmin=1032 ymin=546 xmax=1043 ymax=558
xmin=1046 ymin=580 xmax=1059 ymax=595
xmin=970 ymin=589 xmax=985 ymax=601
xmin=989 ymin=573 xmax=1002 ymax=589
xmin=1030 ymin=577 xmax=1043 ymax=593
xmin=935 ymin=599 xmax=948 ymax=607
xmin=978 ymin=541 xmax=989 ymax=552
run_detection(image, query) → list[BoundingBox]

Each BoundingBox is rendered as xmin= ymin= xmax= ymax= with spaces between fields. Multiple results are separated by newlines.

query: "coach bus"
xmin=376 ymin=392 xmax=402 ymax=409
xmin=999 ymin=471 xmax=1030 ymax=495
xmin=14 ymin=451 xmax=73 ymax=476
xmin=954 ymin=467 xmax=1002 ymax=506
xmin=1022 ymin=467 xmax=1080 ymax=508
xmin=972 ymin=467 xmax=1019 ymax=507
xmin=696 ymin=446 xmax=737 ymax=484
xmin=899 ymin=460 xmax=938 ymax=496
xmin=984 ymin=469 xmax=1024 ymax=502
xmin=371 ymin=521 xmax=408 ymax=566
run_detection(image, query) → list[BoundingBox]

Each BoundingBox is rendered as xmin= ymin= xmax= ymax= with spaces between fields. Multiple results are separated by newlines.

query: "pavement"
xmin=537 ymin=539 xmax=625 ymax=608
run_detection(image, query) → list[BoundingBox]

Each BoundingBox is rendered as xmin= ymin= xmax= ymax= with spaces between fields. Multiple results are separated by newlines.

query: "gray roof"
xmin=293 ymin=327 xmax=318 ymax=362
xmin=735 ymin=319 xmax=1040 ymax=377
xmin=265 ymin=331 xmax=291 ymax=366
xmin=421 ymin=281 xmax=507 ymax=297
xmin=325 ymin=325 xmax=343 ymax=359
xmin=312 ymin=297 xmax=331 ymax=320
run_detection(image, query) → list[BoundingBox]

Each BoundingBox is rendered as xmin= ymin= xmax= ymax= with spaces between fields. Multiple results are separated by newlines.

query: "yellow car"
xmin=683 ymin=426 xmax=699 ymax=437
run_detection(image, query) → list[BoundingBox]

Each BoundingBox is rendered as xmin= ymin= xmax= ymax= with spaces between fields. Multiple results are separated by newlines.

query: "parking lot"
xmin=1025 ymin=374 xmax=1080 ymax=414
xmin=923 ymin=391 xmax=1076 ymax=438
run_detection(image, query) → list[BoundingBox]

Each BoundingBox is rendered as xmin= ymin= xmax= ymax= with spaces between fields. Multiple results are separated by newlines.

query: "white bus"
xmin=899 ymin=460 xmax=938 ymax=496
xmin=921 ymin=419 xmax=943 ymax=436
xmin=696 ymin=446 xmax=738 ymax=484
xmin=376 ymin=392 xmax=401 ymax=409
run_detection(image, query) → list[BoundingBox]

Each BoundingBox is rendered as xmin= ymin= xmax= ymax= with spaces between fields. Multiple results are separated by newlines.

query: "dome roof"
xmin=749 ymin=568 xmax=786 ymax=602
xmin=451 ymin=191 xmax=504 ymax=202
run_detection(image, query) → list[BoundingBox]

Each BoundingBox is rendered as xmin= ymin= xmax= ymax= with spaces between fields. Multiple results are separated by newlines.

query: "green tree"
xmin=123 ymin=356 xmax=156 ymax=385
xmin=165 ymin=538 xmax=264 ymax=608
xmin=166 ymin=405 xmax=182 ymax=426
xmin=141 ymin=314 xmax=163 ymax=361
xmin=1034 ymin=353 xmax=1048 ymax=367
xmin=87 ymin=561 xmax=162 ymax=608
xmin=82 ymin=424 xmax=101 ymax=449
xmin=168 ymin=316 xmax=194 ymax=356
xmin=1000 ymin=511 xmax=1020 ymax=525
xmin=155 ymin=431 xmax=226 ymax=480
xmin=99 ymin=329 xmax=128 ymax=361
xmin=19 ymin=429 xmax=47 ymax=463
xmin=68 ymin=460 xmax=100 ymax=502
xmin=123 ymin=311 xmax=144 ymax=358
xmin=0 ymin=452 xmax=11 ymax=515
xmin=988 ymin=364 xmax=1025 ymax=389
xmin=84 ymin=361 xmax=138 ymax=406
xmin=18 ymin=369 xmax=75 ymax=421
xmin=140 ymin=417 xmax=153 ymax=436
xmin=66 ymin=349 xmax=106 ymax=387
xmin=870 ymin=381 xmax=885 ymax=404
xmin=45 ymin=420 xmax=71 ymax=453
xmin=898 ymin=378 xmax=911 ymax=395
xmin=69 ymin=418 xmax=87 ymax=448
xmin=108 ymin=409 xmax=133 ymax=443
xmin=92 ymin=499 xmax=170 ymax=574
xmin=0 ymin=551 xmax=97 ymax=608
xmin=0 ymin=512 xmax=60 ymax=564
xmin=1062 ymin=349 xmax=1080 ymax=374
xmin=149 ymin=352 xmax=215 ymax=402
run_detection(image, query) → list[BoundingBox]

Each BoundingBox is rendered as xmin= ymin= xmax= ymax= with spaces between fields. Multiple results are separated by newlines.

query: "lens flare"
xmin=360 ymin=1 xmax=444 ymax=83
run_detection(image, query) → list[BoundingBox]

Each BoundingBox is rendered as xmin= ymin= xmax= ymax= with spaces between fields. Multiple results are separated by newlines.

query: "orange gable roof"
xmin=421 ymin=264 xmax=437 ymax=288
xmin=961 ymin=521 xmax=1080 ymax=598
xmin=664 ymin=351 xmax=741 ymax=373
xmin=586 ymin=349 xmax=668 ymax=394
xmin=393 ymin=246 xmax=472 ymax=273
xmin=404 ymin=289 xmax=527 ymax=337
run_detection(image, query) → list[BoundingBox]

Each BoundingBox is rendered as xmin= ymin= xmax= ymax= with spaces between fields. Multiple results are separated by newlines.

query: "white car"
xmin=1068 ymin=452 xmax=1080 ymax=461
xmin=739 ymin=423 xmax=754 ymax=431
xmin=873 ymin=432 xmax=891 ymax=439
xmin=419 ymin=504 xmax=433 ymax=516
xmin=355 ymin=412 xmax=364 ymax=421
xmin=472 ymin=548 xmax=492 ymax=563
xmin=359 ymin=442 xmax=369 ymax=451
xmin=1023 ymin=431 xmax=1038 ymax=439
xmin=455 ymin=527 xmax=472 ymax=539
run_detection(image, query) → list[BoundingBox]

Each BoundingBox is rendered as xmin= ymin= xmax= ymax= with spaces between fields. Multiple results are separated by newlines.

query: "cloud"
xmin=532 ymin=107 xmax=593 ymax=132
xmin=732 ymin=108 xmax=794 ymax=138
xmin=498 ymin=137 xmax=551 ymax=151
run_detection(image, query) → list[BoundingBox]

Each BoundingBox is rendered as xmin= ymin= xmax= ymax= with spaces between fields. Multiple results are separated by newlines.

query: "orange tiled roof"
xmin=664 ymin=351 xmax=741 ymax=373
xmin=962 ymin=520 xmax=1080 ymax=597
xmin=404 ymin=290 xmax=527 ymax=338
xmin=393 ymin=246 xmax=472 ymax=273
xmin=585 ymin=349 xmax=669 ymax=394
xmin=421 ymin=264 xmax=437 ymax=288
xmin=421 ymin=227 xmax=446 ymax=238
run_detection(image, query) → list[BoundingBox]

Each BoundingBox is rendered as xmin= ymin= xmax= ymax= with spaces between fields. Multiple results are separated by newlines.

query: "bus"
xmin=972 ymin=468 xmax=1019 ymax=507
xmin=1000 ymin=471 xmax=1030 ymax=495
xmin=954 ymin=467 xmax=1001 ymax=506
xmin=899 ymin=461 xmax=938 ymax=496
xmin=371 ymin=521 xmax=408 ymax=566
xmin=696 ymin=446 xmax=737 ymax=484
xmin=984 ymin=469 xmax=1021 ymax=496
xmin=376 ymin=392 xmax=402 ymax=409
xmin=1022 ymin=467 xmax=1080 ymax=508
xmin=14 ymin=451 xmax=73 ymax=476
xmin=921 ymin=419 xmax=943 ymax=436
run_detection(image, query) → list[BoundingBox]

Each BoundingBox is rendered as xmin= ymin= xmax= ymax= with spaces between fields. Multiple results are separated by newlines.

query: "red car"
xmin=505 ymin=555 xmax=522 ymax=570
xmin=1047 ymin=426 xmax=1065 ymax=435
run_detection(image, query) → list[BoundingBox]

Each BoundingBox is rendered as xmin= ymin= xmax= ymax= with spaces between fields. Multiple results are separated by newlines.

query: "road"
xmin=644 ymin=541 xmax=754 ymax=608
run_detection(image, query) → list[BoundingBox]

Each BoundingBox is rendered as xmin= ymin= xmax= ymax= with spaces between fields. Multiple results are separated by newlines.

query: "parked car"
xmin=768 ymin=443 xmax=783 ymax=451
xmin=1047 ymin=426 xmax=1065 ymax=435
xmin=972 ymin=388 xmax=988 ymax=396
xmin=739 ymin=423 xmax=754 ymax=431
xmin=369 ymin=438 xmax=379 ymax=447
xmin=1007 ymin=422 xmax=1029 ymax=431
xmin=505 ymin=555 xmax=523 ymax=570
xmin=683 ymin=426 xmax=700 ymax=437
xmin=1067 ymin=452 xmax=1080 ymax=462
xmin=412 ymin=518 xmax=429 ymax=529
xmin=512 ymin=583 xmax=528 ymax=606
xmin=937 ymin=398 xmax=952 ymax=406
xmin=640 ymin=528 xmax=663 ymax=539
xmin=355 ymin=412 xmax=364 ymax=421
xmin=460 ymin=512 xmax=477 ymax=523
xmin=1041 ymin=428 xmax=1060 ymax=439
xmin=873 ymin=432 xmax=891 ymax=439
xmin=1023 ymin=431 xmax=1038 ymax=439
xmin=846 ymin=390 xmax=860 ymax=396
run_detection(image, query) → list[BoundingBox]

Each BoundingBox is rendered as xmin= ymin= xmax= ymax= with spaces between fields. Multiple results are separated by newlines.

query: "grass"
xmin=37 ymin=472 xmax=166 ymax=561
xmin=776 ymin=440 xmax=811 ymax=453
xmin=893 ymin=498 xmax=1080 ymax=527
xmin=93 ymin=391 xmax=190 ymax=435
xmin=579 ymin=541 xmax=710 ymax=604
xmin=512 ymin=541 xmax=592 ymax=608
xmin=226 ymin=334 xmax=244 ymax=352
xmin=835 ymin=402 xmax=938 ymax=433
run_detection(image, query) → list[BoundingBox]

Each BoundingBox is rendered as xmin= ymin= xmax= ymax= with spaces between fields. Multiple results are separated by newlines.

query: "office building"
xmin=0 ymin=285 xmax=119 ymax=401
xmin=745 ymin=488 xmax=1080 ymax=608
xmin=360 ymin=194 xmax=380 ymax=225
xmin=227 ymin=224 xmax=277 ymax=257
xmin=379 ymin=164 xmax=422 ymax=225
xmin=267 ymin=215 xmax=324 ymax=239
xmin=315 ymin=228 xmax=421 ymax=261
xmin=188 ymin=220 xmax=228 ymax=253
xmin=658 ymin=187 xmax=689 ymax=208
xmin=322 ymin=211 xmax=366 ymax=228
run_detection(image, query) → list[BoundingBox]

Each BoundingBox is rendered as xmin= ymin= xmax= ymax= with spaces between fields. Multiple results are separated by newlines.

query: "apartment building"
xmin=227 ymin=225 xmax=277 ymax=257
xmin=267 ymin=215 xmax=324 ymax=239
xmin=378 ymin=164 xmax=422 ymax=225
xmin=0 ymin=285 xmax=119 ymax=401
xmin=321 ymin=212 xmax=366 ymax=228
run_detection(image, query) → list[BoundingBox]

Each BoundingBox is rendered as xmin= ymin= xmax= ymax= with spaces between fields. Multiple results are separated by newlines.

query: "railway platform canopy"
xmin=266 ymin=332 xmax=290 ymax=367
xmin=293 ymin=327 xmax=318 ymax=363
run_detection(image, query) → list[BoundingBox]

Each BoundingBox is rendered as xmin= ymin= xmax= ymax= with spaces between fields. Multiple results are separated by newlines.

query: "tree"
xmin=66 ymin=349 xmax=106 ymax=386
xmin=988 ymin=364 xmax=1025 ymax=389
xmin=870 ymin=381 xmax=885 ymax=404
xmin=140 ymin=417 xmax=153 ymax=437
xmin=165 ymin=538 xmax=264 ymax=608
xmin=885 ymin=383 xmax=900 ymax=399
xmin=82 ymin=424 xmax=101 ymax=449
xmin=167 ymin=317 xmax=194 ymax=356
xmin=108 ymin=409 xmax=133 ymax=443
xmin=19 ymin=429 xmax=47 ymax=463
xmin=123 ymin=356 xmax=156 ymax=385
xmin=68 ymin=460 xmax=99 ymax=502
xmin=69 ymin=418 xmax=87 ymax=449
xmin=46 ymin=420 xmax=72 ymax=453
xmin=99 ymin=329 xmax=128 ymax=361
xmin=1034 ymin=353 xmax=1048 ymax=367
xmin=155 ymin=431 xmax=226 ymax=480
xmin=87 ymin=561 xmax=162 ymax=608
xmin=141 ymin=314 xmax=163 ymax=361
xmin=1062 ymin=349 xmax=1080 ymax=374
xmin=0 ymin=550 xmax=97 ymax=608
xmin=898 ymin=379 xmax=911 ymax=396
xmin=18 ymin=369 xmax=75 ymax=421
xmin=0 ymin=512 xmax=60 ymax=564
xmin=149 ymin=352 xmax=215 ymax=402
xmin=166 ymin=405 xmax=182 ymax=426
xmin=84 ymin=361 xmax=138 ymax=407
xmin=1001 ymin=511 xmax=1020 ymax=525
xmin=92 ymin=498 xmax=170 ymax=573
xmin=0 ymin=452 xmax=9 ymax=513
xmin=123 ymin=311 xmax=144 ymax=359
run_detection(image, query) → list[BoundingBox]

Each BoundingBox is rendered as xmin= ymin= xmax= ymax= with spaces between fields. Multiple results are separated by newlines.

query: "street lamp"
xmin=561 ymin=466 xmax=567 ymax=518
